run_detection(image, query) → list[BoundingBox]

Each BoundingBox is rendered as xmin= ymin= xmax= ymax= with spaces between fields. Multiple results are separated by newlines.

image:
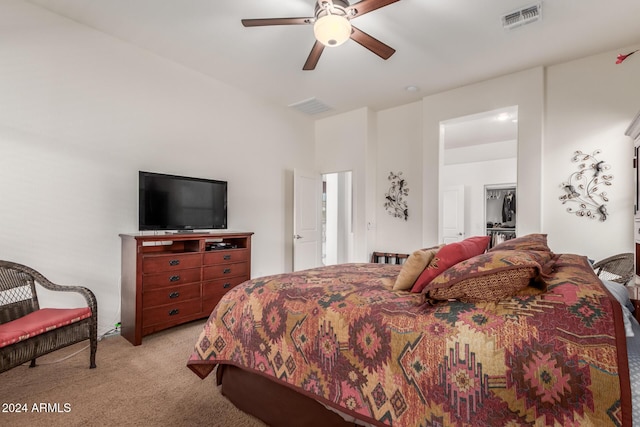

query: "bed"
xmin=188 ymin=236 xmax=634 ymax=427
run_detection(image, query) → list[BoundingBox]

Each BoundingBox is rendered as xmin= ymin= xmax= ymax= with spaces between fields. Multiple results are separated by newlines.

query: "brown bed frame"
xmin=217 ymin=364 xmax=362 ymax=427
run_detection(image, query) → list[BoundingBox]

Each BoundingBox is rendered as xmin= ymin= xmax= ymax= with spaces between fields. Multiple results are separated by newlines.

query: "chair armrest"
xmin=593 ymin=253 xmax=634 ymax=284
xmin=1 ymin=261 xmax=97 ymax=318
xmin=30 ymin=269 xmax=97 ymax=315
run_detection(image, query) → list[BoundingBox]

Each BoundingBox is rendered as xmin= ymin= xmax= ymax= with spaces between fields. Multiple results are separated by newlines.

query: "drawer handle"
xmin=223 ymin=268 xmax=231 ymax=274
xmin=169 ymin=292 xmax=180 ymax=299
xmin=169 ymin=309 xmax=180 ymax=316
xmin=169 ymin=259 xmax=180 ymax=266
xmin=169 ymin=275 xmax=180 ymax=282
xmin=223 ymin=282 xmax=231 ymax=289
xmin=223 ymin=254 xmax=231 ymax=260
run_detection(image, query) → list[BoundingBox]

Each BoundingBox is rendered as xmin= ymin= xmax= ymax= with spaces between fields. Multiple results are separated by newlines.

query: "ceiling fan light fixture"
xmin=313 ymin=14 xmax=352 ymax=47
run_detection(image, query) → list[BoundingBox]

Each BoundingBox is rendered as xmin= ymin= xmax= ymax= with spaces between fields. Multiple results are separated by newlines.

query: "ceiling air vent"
xmin=288 ymin=97 xmax=332 ymax=115
xmin=502 ymin=3 xmax=541 ymax=30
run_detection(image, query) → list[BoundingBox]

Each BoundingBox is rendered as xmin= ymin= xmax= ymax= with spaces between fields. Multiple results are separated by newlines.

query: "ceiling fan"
xmin=241 ymin=0 xmax=400 ymax=70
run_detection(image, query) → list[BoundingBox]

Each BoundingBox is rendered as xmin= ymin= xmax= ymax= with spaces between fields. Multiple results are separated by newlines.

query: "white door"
xmin=293 ymin=169 xmax=323 ymax=271
xmin=442 ymin=185 xmax=465 ymax=243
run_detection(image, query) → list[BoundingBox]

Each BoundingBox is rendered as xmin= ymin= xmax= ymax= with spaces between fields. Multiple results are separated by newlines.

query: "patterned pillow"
xmin=423 ymin=250 xmax=556 ymax=302
xmin=393 ymin=248 xmax=439 ymax=291
xmin=488 ymin=233 xmax=550 ymax=252
xmin=410 ymin=236 xmax=491 ymax=293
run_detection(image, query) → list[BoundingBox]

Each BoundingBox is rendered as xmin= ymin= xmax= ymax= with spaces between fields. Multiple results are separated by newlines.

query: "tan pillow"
xmin=394 ymin=248 xmax=438 ymax=290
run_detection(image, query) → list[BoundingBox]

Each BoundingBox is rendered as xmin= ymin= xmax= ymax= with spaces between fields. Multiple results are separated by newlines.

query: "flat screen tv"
xmin=139 ymin=171 xmax=227 ymax=231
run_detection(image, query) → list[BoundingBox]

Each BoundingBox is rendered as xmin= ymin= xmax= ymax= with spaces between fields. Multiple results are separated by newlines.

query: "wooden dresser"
xmin=120 ymin=231 xmax=253 ymax=345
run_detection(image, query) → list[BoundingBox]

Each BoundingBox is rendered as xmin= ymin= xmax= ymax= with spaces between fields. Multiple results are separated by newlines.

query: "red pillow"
xmin=410 ymin=235 xmax=491 ymax=293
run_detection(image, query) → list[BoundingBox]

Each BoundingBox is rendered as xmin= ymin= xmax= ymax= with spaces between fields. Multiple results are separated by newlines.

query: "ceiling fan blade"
xmin=241 ymin=17 xmax=313 ymax=27
xmin=303 ymin=41 xmax=325 ymax=70
xmin=350 ymin=26 xmax=395 ymax=59
xmin=347 ymin=0 xmax=400 ymax=18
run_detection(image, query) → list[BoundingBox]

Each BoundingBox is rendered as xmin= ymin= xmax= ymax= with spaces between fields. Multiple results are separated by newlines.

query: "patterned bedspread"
xmin=188 ymin=254 xmax=631 ymax=426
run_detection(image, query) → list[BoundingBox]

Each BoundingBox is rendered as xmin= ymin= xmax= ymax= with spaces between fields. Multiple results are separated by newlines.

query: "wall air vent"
xmin=288 ymin=97 xmax=332 ymax=115
xmin=502 ymin=3 xmax=541 ymax=30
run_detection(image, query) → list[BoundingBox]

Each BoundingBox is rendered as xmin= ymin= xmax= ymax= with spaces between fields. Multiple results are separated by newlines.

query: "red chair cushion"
xmin=0 ymin=307 xmax=92 ymax=349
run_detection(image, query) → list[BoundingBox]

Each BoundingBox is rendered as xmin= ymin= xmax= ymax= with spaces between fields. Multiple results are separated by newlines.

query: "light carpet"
xmin=0 ymin=320 xmax=266 ymax=427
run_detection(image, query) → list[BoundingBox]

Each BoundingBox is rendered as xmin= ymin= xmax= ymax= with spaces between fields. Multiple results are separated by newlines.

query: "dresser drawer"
xmin=203 ymin=262 xmax=248 ymax=280
xmin=142 ymin=299 xmax=202 ymax=327
xmin=142 ymin=268 xmax=201 ymax=290
xmin=202 ymin=297 xmax=223 ymax=315
xmin=143 ymin=282 xmax=201 ymax=308
xmin=202 ymin=276 xmax=247 ymax=314
xmin=202 ymin=276 xmax=247 ymax=299
xmin=203 ymin=249 xmax=249 ymax=266
xmin=143 ymin=253 xmax=202 ymax=273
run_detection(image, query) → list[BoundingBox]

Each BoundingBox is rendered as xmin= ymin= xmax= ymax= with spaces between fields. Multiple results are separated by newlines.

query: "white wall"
xmin=328 ymin=49 xmax=638 ymax=261
xmin=315 ymin=108 xmax=374 ymax=262
xmin=444 ymin=140 xmax=517 ymax=165
xmin=543 ymin=47 xmax=640 ymax=259
xmin=0 ymin=1 xmax=314 ymax=334
xmin=422 ymin=67 xmax=545 ymax=246
xmin=315 ymin=102 xmax=424 ymax=257
xmin=375 ymin=102 xmax=423 ymax=253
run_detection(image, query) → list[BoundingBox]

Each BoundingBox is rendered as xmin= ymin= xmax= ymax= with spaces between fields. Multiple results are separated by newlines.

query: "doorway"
xmin=439 ymin=106 xmax=518 ymax=242
xmin=322 ymin=171 xmax=353 ymax=265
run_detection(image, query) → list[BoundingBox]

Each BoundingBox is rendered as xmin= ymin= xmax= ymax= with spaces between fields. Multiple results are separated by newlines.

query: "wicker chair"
xmin=0 ymin=261 xmax=97 ymax=373
xmin=370 ymin=252 xmax=409 ymax=265
xmin=592 ymin=253 xmax=635 ymax=285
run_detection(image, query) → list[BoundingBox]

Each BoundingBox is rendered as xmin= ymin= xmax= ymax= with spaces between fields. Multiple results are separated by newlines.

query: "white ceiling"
xmin=443 ymin=105 xmax=518 ymax=149
xmin=25 ymin=0 xmax=640 ymax=119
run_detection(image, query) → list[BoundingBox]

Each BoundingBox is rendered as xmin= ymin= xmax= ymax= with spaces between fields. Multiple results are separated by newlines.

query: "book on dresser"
xmin=119 ymin=231 xmax=253 ymax=345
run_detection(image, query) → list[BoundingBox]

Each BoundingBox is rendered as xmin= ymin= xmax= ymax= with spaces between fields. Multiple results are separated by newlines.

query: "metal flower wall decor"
xmin=384 ymin=171 xmax=409 ymax=221
xmin=616 ymin=49 xmax=638 ymax=64
xmin=559 ymin=150 xmax=613 ymax=221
